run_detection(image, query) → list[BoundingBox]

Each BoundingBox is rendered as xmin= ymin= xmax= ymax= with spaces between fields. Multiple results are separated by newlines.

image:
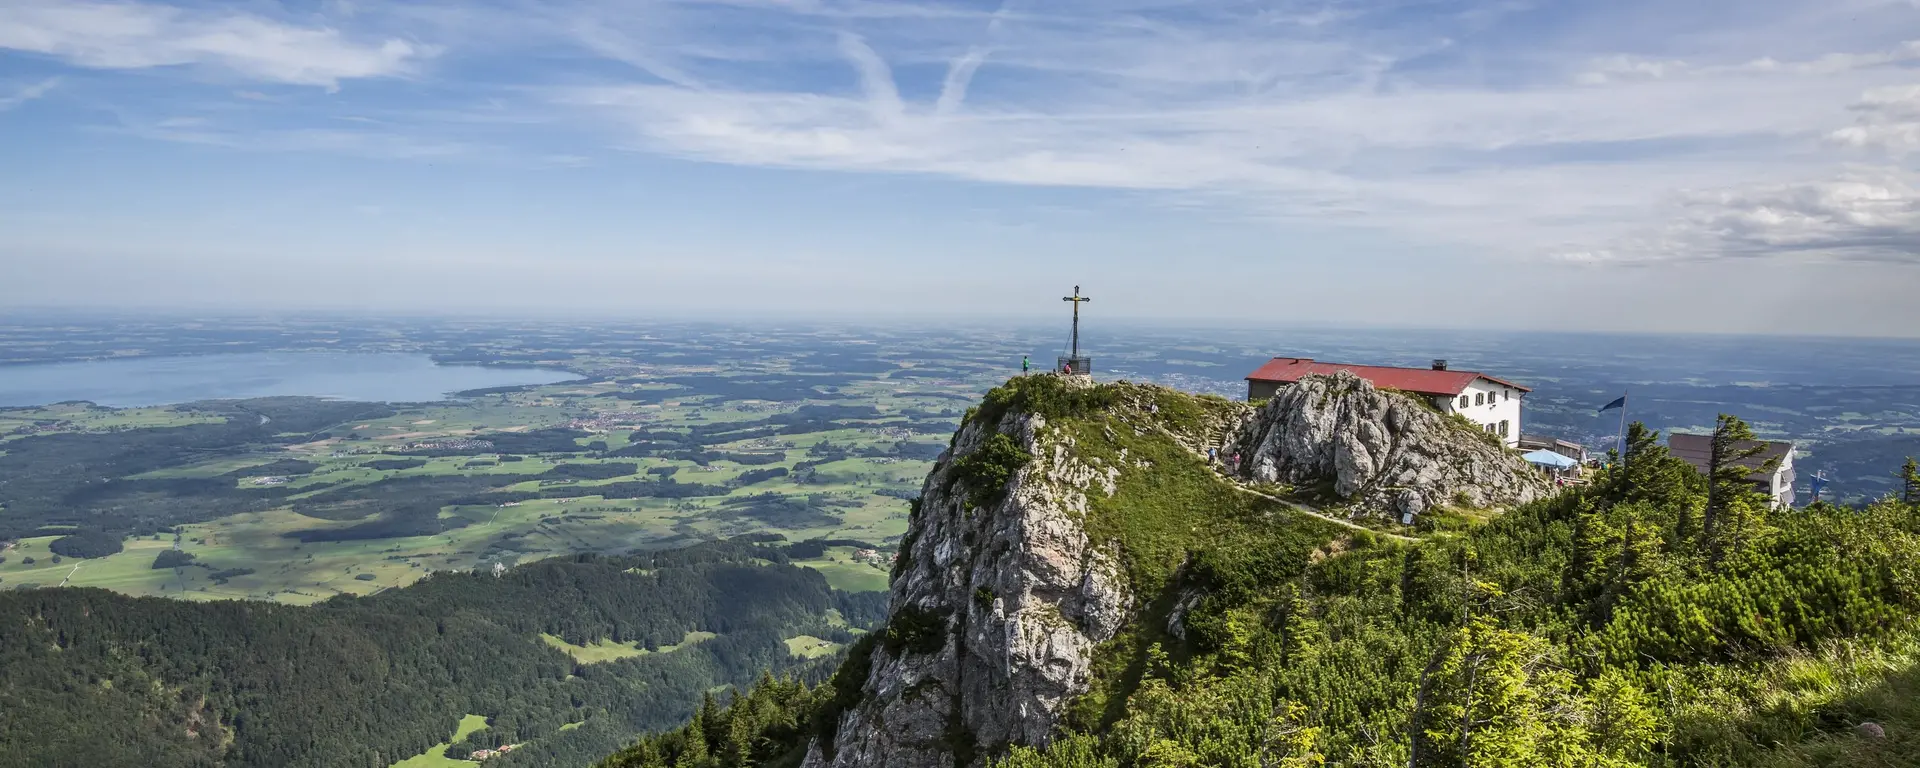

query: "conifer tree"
xmin=725 ymin=707 xmax=757 ymax=767
xmin=629 ymin=742 xmax=666 ymax=768
xmin=1417 ymin=617 xmax=1565 ymax=766
xmin=675 ymin=726 xmax=708 ymax=768
xmin=1704 ymin=414 xmax=1772 ymax=558
xmin=1599 ymin=422 xmax=1699 ymax=539
xmin=697 ymin=691 xmax=723 ymax=753
xmin=1902 ymin=456 xmax=1919 ymax=506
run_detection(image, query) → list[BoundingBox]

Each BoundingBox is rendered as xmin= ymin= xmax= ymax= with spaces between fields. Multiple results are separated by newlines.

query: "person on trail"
xmin=1208 ymin=447 xmax=1217 ymax=465
xmin=1022 ymin=355 xmax=1030 ymax=374
xmin=1230 ymin=453 xmax=1240 ymax=472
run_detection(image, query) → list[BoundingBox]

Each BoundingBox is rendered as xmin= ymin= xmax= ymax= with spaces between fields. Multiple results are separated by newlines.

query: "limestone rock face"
xmin=1229 ymin=372 xmax=1550 ymax=517
xmin=812 ymin=403 xmax=1132 ymax=768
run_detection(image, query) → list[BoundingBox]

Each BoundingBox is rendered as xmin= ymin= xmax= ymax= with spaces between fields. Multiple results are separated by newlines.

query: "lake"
xmin=0 ymin=353 xmax=580 ymax=408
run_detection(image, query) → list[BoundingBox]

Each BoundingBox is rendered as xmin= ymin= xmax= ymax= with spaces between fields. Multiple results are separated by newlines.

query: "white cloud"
xmin=1559 ymin=170 xmax=1920 ymax=264
xmin=1829 ymin=84 xmax=1920 ymax=153
xmin=116 ymin=120 xmax=479 ymax=159
xmin=545 ymin=0 xmax=1920 ymax=265
xmin=1743 ymin=39 xmax=1920 ymax=75
xmin=1576 ymin=40 xmax=1920 ymax=85
xmin=0 ymin=0 xmax=430 ymax=89
xmin=1676 ymin=172 xmax=1920 ymax=261
xmin=0 ymin=77 xmax=59 ymax=111
xmin=1577 ymin=55 xmax=1689 ymax=85
xmin=10 ymin=0 xmax=1920 ymax=275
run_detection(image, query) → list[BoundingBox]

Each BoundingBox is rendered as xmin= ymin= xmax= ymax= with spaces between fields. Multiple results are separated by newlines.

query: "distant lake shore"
xmin=0 ymin=352 xmax=579 ymax=408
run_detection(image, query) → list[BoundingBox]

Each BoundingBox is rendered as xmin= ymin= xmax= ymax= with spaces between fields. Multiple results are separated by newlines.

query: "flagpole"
xmin=1616 ymin=388 xmax=1629 ymax=462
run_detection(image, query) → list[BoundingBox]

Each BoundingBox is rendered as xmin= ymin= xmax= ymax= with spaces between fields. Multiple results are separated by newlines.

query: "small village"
xmin=467 ymin=742 xmax=519 ymax=761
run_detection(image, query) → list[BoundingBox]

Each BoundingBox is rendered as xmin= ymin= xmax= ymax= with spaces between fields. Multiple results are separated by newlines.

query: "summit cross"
xmin=1062 ymin=286 xmax=1091 ymax=360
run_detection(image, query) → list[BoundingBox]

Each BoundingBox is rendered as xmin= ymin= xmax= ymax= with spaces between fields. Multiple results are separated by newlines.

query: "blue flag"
xmin=1598 ymin=395 xmax=1626 ymax=414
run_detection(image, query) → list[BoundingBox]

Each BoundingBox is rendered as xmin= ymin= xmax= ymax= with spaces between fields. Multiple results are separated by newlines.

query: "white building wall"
xmin=1436 ymin=378 xmax=1524 ymax=448
xmin=1771 ymin=452 xmax=1797 ymax=508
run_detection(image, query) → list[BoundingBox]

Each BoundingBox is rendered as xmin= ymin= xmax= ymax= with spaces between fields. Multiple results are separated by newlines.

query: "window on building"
xmin=1504 ymin=390 xmax=1511 ymax=401
xmin=1475 ymin=392 xmax=1484 ymax=406
xmin=1458 ymin=395 xmax=1469 ymax=408
xmin=1500 ymin=420 xmax=1510 ymax=437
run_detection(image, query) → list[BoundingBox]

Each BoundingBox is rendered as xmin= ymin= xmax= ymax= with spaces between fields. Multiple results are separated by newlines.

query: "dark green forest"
xmin=0 ymin=538 xmax=884 ymax=768
xmin=0 ymin=398 xmax=395 ymax=540
xmin=598 ymin=410 xmax=1920 ymax=767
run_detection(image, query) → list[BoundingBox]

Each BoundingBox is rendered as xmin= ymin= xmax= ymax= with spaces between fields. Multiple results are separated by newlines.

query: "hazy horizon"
xmin=7 ymin=305 xmax=1920 ymax=343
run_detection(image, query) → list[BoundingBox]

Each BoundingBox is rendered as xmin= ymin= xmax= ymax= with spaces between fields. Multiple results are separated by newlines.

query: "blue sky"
xmin=2 ymin=0 xmax=1918 ymax=335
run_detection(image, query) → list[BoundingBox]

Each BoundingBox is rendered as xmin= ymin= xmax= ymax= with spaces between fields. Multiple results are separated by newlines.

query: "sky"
xmin=1 ymin=0 xmax=1918 ymax=336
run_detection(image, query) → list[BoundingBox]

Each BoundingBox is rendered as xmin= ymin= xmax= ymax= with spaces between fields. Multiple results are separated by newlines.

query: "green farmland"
xmin=0 ymin=342 xmax=998 ymax=604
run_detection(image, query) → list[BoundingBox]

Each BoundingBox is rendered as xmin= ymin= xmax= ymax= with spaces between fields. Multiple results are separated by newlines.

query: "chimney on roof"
xmin=1432 ymin=359 xmax=1448 ymax=371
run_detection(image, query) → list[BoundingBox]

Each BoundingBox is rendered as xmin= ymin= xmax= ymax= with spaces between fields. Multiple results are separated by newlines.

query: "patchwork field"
xmin=0 ymin=339 xmax=1011 ymax=603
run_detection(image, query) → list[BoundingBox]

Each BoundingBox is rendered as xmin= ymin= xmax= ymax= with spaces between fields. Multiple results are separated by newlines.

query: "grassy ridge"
xmin=1035 ymin=380 xmax=1348 ymax=732
xmin=596 ymin=382 xmax=1920 ymax=768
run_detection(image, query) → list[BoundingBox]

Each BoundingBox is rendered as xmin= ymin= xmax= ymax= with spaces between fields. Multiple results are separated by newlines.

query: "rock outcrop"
xmin=806 ymin=374 xmax=1549 ymax=767
xmin=1227 ymin=372 xmax=1550 ymax=518
xmin=807 ymin=387 xmax=1133 ymax=768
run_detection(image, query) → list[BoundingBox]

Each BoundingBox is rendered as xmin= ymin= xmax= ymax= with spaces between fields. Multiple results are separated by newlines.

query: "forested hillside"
xmin=597 ymin=377 xmax=1920 ymax=767
xmin=0 ymin=538 xmax=885 ymax=768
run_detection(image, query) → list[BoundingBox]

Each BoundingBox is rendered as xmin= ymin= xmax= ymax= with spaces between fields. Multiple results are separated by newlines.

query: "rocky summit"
xmin=1228 ymin=371 xmax=1551 ymax=519
xmin=802 ymin=373 xmax=1544 ymax=768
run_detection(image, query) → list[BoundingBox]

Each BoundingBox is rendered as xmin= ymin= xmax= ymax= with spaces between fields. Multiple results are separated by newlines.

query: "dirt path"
xmin=1224 ymin=480 xmax=1419 ymax=543
xmin=1148 ymin=420 xmax=1420 ymax=544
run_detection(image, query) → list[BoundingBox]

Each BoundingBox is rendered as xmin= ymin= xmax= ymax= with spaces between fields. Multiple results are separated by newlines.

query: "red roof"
xmin=1244 ymin=357 xmax=1531 ymax=397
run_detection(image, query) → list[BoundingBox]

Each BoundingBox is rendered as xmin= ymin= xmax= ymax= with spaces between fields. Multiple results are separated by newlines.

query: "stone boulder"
xmin=1228 ymin=372 xmax=1550 ymax=518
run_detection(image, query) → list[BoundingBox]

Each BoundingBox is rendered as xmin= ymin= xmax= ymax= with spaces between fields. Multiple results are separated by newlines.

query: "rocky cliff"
xmin=1228 ymin=372 xmax=1551 ymax=519
xmin=803 ymin=378 xmax=1149 ymax=768
xmin=804 ymin=373 xmax=1548 ymax=768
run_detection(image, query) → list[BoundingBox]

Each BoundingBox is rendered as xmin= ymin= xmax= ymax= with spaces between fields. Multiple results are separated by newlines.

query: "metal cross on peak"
xmin=1059 ymin=285 xmax=1091 ymax=375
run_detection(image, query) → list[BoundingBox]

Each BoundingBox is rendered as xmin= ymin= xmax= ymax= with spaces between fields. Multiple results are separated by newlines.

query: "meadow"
xmin=391 ymin=715 xmax=491 ymax=768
